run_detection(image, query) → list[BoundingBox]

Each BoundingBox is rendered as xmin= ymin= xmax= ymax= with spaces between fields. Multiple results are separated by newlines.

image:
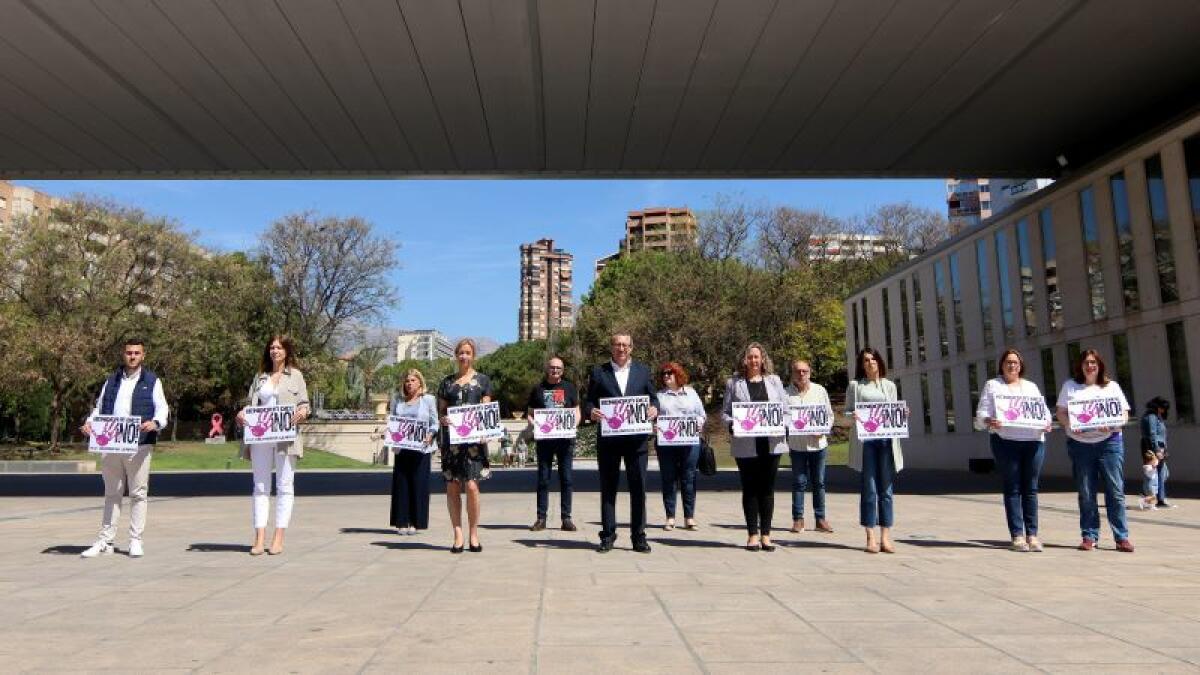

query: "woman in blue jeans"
xmin=845 ymin=348 xmax=905 ymax=554
xmin=786 ymin=359 xmax=834 ymax=533
xmin=655 ymin=362 xmax=705 ymax=531
xmin=1055 ymin=349 xmax=1133 ymax=552
xmin=975 ymin=349 xmax=1050 ymax=552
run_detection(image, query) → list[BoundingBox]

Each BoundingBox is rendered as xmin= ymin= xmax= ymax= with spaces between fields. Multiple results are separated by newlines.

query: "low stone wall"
xmin=302 ymin=419 xmax=387 ymax=464
xmin=0 ymin=460 xmax=96 ymax=473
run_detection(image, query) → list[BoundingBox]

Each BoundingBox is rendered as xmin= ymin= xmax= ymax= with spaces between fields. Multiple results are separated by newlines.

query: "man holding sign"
xmin=585 ymin=333 xmax=659 ymax=553
xmin=526 ymin=357 xmax=580 ymax=532
xmin=79 ymin=338 xmax=169 ymax=559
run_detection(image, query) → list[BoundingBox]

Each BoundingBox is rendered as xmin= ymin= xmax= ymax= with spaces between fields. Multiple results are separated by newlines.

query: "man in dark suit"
xmin=584 ymin=333 xmax=659 ymax=553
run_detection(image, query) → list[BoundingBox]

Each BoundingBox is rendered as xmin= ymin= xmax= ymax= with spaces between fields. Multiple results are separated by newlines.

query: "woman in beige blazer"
xmin=237 ymin=334 xmax=310 ymax=556
xmin=845 ymin=347 xmax=904 ymax=554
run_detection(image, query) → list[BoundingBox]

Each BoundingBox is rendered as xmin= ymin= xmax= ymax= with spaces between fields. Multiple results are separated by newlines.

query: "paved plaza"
xmin=4 ymin=485 xmax=1200 ymax=673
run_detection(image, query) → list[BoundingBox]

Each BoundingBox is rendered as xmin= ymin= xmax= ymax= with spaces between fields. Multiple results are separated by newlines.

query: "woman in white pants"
xmin=237 ymin=334 xmax=310 ymax=556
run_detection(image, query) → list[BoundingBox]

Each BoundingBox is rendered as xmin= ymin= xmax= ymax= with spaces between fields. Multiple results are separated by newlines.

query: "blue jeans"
xmin=859 ymin=440 xmax=895 ymax=528
xmin=790 ymin=449 xmax=827 ymax=520
xmin=989 ymin=435 xmax=1044 ymax=537
xmin=1157 ymin=460 xmax=1170 ymax=504
xmin=535 ymin=440 xmax=574 ymax=520
xmin=1066 ymin=436 xmax=1129 ymax=542
xmin=658 ymin=444 xmax=699 ymax=519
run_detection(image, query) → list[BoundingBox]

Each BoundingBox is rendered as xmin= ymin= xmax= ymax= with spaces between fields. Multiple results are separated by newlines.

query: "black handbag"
xmin=698 ymin=437 xmax=717 ymax=476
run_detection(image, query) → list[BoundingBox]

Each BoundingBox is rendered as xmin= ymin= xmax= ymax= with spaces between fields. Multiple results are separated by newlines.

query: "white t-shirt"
xmin=1056 ymin=379 xmax=1130 ymax=444
xmin=975 ymin=377 xmax=1046 ymax=442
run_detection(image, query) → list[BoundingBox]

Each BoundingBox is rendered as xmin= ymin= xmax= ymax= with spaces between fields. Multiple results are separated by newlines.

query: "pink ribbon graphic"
xmin=207 ymin=413 xmax=224 ymax=438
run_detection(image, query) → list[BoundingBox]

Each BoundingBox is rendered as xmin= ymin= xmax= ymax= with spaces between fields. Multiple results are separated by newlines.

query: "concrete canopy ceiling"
xmin=1 ymin=0 xmax=1198 ymax=178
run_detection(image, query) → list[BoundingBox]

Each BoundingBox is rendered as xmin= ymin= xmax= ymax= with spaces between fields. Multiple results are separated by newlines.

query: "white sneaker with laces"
xmin=128 ymin=540 xmax=144 ymax=558
xmin=80 ymin=541 xmax=113 ymax=558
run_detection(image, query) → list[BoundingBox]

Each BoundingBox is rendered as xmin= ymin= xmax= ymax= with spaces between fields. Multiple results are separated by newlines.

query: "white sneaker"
xmin=80 ymin=541 xmax=113 ymax=558
xmin=128 ymin=540 xmax=144 ymax=558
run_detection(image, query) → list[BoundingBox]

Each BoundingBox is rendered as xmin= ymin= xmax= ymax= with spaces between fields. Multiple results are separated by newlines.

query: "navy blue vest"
xmin=100 ymin=368 xmax=159 ymax=445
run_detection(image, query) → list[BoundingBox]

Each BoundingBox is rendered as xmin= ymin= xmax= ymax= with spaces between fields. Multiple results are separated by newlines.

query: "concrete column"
xmin=1052 ymin=194 xmax=1090 ymax=330
xmin=1160 ymin=140 xmax=1199 ymax=301
xmin=1123 ymin=158 xmax=1161 ymax=310
xmin=958 ymin=239 xmax=983 ymax=353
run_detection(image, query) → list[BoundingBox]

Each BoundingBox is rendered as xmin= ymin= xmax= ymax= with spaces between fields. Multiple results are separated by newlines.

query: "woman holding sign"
xmin=722 ymin=343 xmax=790 ymax=552
xmin=389 ymin=369 xmax=439 ymax=534
xmin=1056 ymin=349 xmax=1134 ymax=553
xmin=975 ymin=349 xmax=1050 ymax=552
xmin=785 ymin=359 xmax=834 ymax=534
xmin=655 ymin=362 xmax=706 ymax=531
xmin=846 ymin=348 xmax=904 ymax=554
xmin=437 ymin=338 xmax=494 ymax=553
xmin=237 ymin=335 xmax=310 ymax=556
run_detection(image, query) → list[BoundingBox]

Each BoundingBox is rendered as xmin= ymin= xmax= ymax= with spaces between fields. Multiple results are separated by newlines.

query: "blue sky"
xmin=24 ymin=178 xmax=946 ymax=344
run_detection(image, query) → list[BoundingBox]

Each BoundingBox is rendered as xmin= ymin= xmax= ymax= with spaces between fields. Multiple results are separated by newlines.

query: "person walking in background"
xmin=722 ymin=343 xmax=789 ymax=552
xmin=975 ymin=349 xmax=1049 ymax=552
xmin=846 ymin=348 xmax=904 ymax=554
xmin=527 ymin=356 xmax=580 ymax=532
xmin=437 ymin=338 xmax=493 ymax=554
xmin=785 ymin=359 xmax=833 ymax=534
xmin=79 ymin=338 xmax=169 ymax=559
xmin=389 ymin=369 xmax=438 ymax=534
xmin=655 ymin=362 xmax=706 ymax=531
xmin=584 ymin=333 xmax=659 ymax=553
xmin=1056 ymin=349 xmax=1133 ymax=552
xmin=238 ymin=334 xmax=310 ymax=556
xmin=1141 ymin=396 xmax=1174 ymax=509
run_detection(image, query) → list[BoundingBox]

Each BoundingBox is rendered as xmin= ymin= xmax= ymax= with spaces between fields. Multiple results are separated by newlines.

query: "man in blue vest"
xmin=79 ymin=338 xmax=169 ymax=559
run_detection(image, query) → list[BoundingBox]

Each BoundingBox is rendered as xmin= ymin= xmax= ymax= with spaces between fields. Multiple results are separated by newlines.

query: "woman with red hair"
xmin=655 ymin=362 xmax=706 ymax=531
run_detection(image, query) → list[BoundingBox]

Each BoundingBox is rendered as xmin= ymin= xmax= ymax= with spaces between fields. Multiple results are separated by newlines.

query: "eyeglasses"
xmin=661 ymin=372 xmax=675 ymax=377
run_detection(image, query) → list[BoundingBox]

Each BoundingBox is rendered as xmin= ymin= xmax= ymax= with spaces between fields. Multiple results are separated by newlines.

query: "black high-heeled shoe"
xmin=469 ymin=543 xmax=482 ymax=553
xmin=450 ymin=545 xmax=464 ymax=554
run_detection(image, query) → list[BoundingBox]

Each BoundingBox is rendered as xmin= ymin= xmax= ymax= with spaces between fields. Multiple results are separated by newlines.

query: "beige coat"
xmin=721 ymin=374 xmax=791 ymax=458
xmin=845 ymin=378 xmax=904 ymax=473
xmin=240 ymin=368 xmax=311 ymax=459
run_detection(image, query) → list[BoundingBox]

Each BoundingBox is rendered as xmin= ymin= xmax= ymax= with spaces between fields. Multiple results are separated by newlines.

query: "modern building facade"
xmin=0 ymin=181 xmax=58 ymax=229
xmin=808 ymin=233 xmax=895 ymax=261
xmin=518 ymin=238 xmax=574 ymax=341
xmin=848 ymin=111 xmax=1200 ymax=481
xmin=593 ymin=251 xmax=621 ymax=282
xmin=621 ymin=207 xmax=697 ymax=254
xmin=947 ymin=178 xmax=1054 ymax=232
xmin=396 ymin=330 xmax=454 ymax=362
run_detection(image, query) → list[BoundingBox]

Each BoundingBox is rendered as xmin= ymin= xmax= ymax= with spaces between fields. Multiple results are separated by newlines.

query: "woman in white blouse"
xmin=785 ymin=359 xmax=834 ymax=534
xmin=975 ymin=349 xmax=1050 ymax=552
xmin=845 ymin=348 xmax=904 ymax=554
xmin=389 ymin=369 xmax=438 ymax=534
xmin=655 ymin=361 xmax=706 ymax=531
xmin=1055 ymin=349 xmax=1133 ymax=553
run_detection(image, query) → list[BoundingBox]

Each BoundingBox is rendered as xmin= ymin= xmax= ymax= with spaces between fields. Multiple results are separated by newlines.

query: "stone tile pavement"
xmin=2 ymin=486 xmax=1200 ymax=673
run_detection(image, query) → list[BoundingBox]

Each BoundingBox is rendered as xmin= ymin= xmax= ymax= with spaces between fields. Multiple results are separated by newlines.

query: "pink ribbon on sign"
xmin=208 ymin=413 xmax=224 ymax=438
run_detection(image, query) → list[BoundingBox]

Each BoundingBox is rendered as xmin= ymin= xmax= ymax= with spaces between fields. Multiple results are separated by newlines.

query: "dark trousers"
xmin=390 ymin=450 xmax=431 ymax=529
xmin=597 ymin=437 xmax=649 ymax=542
xmin=989 ymin=435 xmax=1044 ymax=537
xmin=789 ymin=449 xmax=827 ymax=520
xmin=536 ymin=440 xmax=574 ymax=520
xmin=734 ymin=450 xmax=781 ymax=536
xmin=860 ymin=440 xmax=896 ymax=528
xmin=658 ymin=444 xmax=700 ymax=519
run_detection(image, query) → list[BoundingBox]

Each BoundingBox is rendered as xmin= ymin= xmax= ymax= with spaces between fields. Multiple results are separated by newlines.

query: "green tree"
xmin=475 ymin=340 xmax=554 ymax=415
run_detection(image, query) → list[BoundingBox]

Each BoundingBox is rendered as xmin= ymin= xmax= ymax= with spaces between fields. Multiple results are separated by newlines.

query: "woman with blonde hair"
xmin=721 ymin=342 xmax=789 ymax=551
xmin=237 ymin=334 xmax=310 ymax=556
xmin=436 ymin=338 xmax=494 ymax=553
xmin=389 ymin=369 xmax=438 ymax=534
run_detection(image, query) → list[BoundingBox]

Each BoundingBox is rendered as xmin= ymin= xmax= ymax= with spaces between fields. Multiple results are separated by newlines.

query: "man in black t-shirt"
xmin=527 ymin=356 xmax=581 ymax=532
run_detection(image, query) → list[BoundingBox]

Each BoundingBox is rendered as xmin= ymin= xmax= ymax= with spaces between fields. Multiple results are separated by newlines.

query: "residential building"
xmin=593 ymin=251 xmax=620 ymax=281
xmin=947 ymin=178 xmax=1054 ymax=232
xmin=0 ymin=181 xmax=58 ymax=229
xmin=396 ymin=330 xmax=454 ymax=362
xmin=621 ymin=206 xmax=697 ymax=254
xmin=848 ymin=111 xmax=1200 ymax=482
xmin=808 ymin=233 xmax=895 ymax=261
xmin=518 ymin=238 xmax=574 ymax=341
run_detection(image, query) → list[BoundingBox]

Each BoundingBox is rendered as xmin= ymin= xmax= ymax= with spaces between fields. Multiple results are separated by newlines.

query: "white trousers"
xmin=250 ymin=444 xmax=296 ymax=529
xmin=99 ymin=445 xmax=152 ymax=543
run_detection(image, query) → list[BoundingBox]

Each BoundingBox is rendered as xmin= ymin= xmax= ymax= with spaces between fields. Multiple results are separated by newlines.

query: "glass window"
xmin=1109 ymin=171 xmax=1140 ymax=311
xmin=899 ymin=280 xmax=912 ymax=366
xmin=1079 ymin=187 xmax=1107 ymax=320
xmin=1166 ymin=322 xmax=1194 ymax=422
xmin=1186 ymin=135 xmax=1200 ymax=253
xmin=949 ymin=253 xmax=965 ymax=352
xmin=1113 ymin=333 xmax=1134 ymax=407
xmin=1040 ymin=207 xmax=1063 ymax=331
xmin=1067 ymin=342 xmax=1082 ymax=374
xmin=975 ymin=239 xmax=993 ymax=347
xmin=934 ymin=260 xmax=950 ymax=358
xmin=912 ymin=272 xmax=927 ymax=363
xmin=968 ymin=362 xmax=981 ymax=420
xmin=851 ymin=302 xmax=860 ymax=355
xmin=995 ymin=230 xmax=1015 ymax=344
xmin=986 ymin=358 xmax=997 ymax=380
xmin=1145 ymin=155 xmax=1179 ymax=304
xmin=861 ymin=298 xmax=870 ymax=350
xmin=882 ymin=287 xmax=894 ymax=368
xmin=943 ymin=369 xmax=955 ymax=433
xmin=1015 ymin=219 xmax=1036 ymax=336
xmin=1041 ymin=348 xmax=1057 ymax=409
xmin=920 ymin=373 xmax=932 ymax=434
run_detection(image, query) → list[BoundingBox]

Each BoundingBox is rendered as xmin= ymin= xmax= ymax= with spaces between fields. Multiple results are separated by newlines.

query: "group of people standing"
xmin=77 ymin=332 xmax=1172 ymax=559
